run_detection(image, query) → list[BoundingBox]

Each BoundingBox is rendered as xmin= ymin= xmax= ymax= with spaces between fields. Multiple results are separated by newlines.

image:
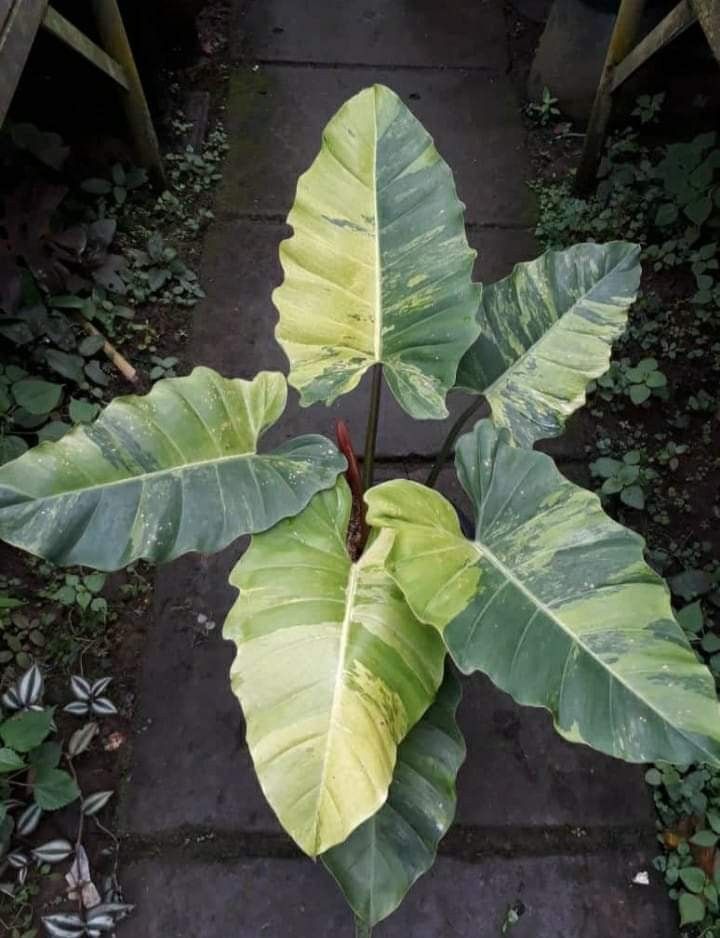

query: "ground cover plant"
xmin=526 ymin=87 xmax=720 ymax=935
xmin=1 ymin=85 xmax=720 ymax=936
xmin=0 ymin=96 xmax=226 ymax=934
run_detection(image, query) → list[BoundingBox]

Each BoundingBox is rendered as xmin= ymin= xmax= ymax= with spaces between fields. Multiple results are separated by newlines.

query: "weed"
xmin=524 ymin=87 xmax=560 ymax=127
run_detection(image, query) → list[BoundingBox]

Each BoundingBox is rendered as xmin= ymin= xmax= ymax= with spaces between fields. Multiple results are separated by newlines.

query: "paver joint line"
xmin=244 ymin=58 xmax=504 ymax=75
xmin=119 ymin=823 xmax=658 ymax=865
xmin=212 ymin=210 xmax=534 ymax=232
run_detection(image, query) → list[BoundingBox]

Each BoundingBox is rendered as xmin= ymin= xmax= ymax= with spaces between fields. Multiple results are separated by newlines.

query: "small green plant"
xmin=148 ymin=355 xmax=179 ymax=381
xmin=165 ymin=126 xmax=228 ymax=195
xmin=524 ymin=86 xmax=560 ymax=126
xmin=656 ymin=440 xmax=688 ymax=472
xmin=46 ymin=572 xmax=107 ymax=620
xmin=80 ymin=162 xmax=148 ymax=209
xmin=590 ymin=357 xmax=668 ymax=406
xmin=0 ymin=666 xmax=130 ymax=936
xmin=589 ymin=449 xmax=656 ymax=510
xmin=124 ymin=232 xmax=204 ymax=306
xmin=632 ymin=92 xmax=665 ymax=124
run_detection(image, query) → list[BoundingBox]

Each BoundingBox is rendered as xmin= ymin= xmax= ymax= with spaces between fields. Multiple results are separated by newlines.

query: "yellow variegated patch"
xmin=366 ymin=420 xmax=720 ymax=766
xmin=455 ymin=242 xmax=641 ymax=446
xmin=224 ymin=479 xmax=445 ymax=856
xmin=273 ymin=84 xmax=480 ymax=420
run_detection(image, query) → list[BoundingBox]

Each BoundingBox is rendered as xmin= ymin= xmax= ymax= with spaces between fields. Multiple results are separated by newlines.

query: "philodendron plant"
xmin=1 ymin=85 xmax=719 ymax=935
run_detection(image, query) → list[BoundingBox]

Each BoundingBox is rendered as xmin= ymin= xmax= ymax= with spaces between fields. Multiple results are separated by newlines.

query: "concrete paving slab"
xmin=238 ymin=0 xmax=509 ymax=71
xmin=120 ymin=852 xmax=675 ymax=937
xmin=120 ymin=467 xmax=654 ymax=836
xmin=219 ymin=66 xmax=533 ymax=226
xmin=191 ymin=220 xmax=537 ymax=458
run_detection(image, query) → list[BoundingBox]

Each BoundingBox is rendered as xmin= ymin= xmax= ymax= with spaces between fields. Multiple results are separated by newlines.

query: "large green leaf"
xmin=0 ymin=368 xmax=345 ymax=570
xmin=223 ymin=478 xmax=445 ymax=856
xmin=455 ymin=242 xmax=641 ymax=446
xmin=322 ymin=667 xmax=465 ymax=927
xmin=366 ymin=420 xmax=720 ymax=766
xmin=273 ymin=84 xmax=480 ymax=420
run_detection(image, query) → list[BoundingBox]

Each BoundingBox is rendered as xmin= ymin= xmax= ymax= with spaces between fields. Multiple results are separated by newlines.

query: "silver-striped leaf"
xmin=322 ymin=667 xmax=465 ymax=926
xmin=17 ymin=802 xmax=43 ymax=836
xmin=224 ymin=478 xmax=446 ymax=856
xmin=274 ymin=84 xmax=480 ymax=420
xmin=42 ymin=913 xmax=86 ymax=938
xmin=89 ymin=697 xmax=117 ymax=717
xmin=17 ymin=664 xmax=44 ymax=707
xmin=70 ymin=676 xmax=92 ymax=701
xmin=32 ymin=839 xmax=74 ymax=864
xmin=455 ymin=242 xmax=641 ymax=446
xmin=0 ymin=369 xmax=346 ymax=570
xmin=82 ymin=790 xmax=113 ymax=816
xmin=366 ymin=420 xmax=720 ymax=766
xmin=68 ymin=722 xmax=98 ymax=757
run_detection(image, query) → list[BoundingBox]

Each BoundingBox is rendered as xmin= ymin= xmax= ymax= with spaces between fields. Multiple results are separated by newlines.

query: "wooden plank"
xmin=0 ymin=0 xmax=48 ymax=126
xmin=575 ymin=0 xmax=647 ymax=193
xmin=42 ymin=6 xmax=129 ymax=90
xmin=0 ymin=0 xmax=14 ymax=39
xmin=612 ymin=0 xmax=697 ymax=90
xmin=692 ymin=0 xmax=720 ymax=61
xmin=91 ymin=0 xmax=165 ymax=184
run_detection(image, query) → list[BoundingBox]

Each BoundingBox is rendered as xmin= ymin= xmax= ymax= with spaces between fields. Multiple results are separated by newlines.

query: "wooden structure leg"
xmin=91 ymin=0 xmax=166 ymax=186
xmin=575 ymin=0 xmax=647 ymax=193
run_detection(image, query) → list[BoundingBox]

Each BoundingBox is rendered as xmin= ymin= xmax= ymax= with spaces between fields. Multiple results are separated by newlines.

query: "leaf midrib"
xmin=1 ymin=447 xmax=289 ymax=504
xmin=372 ymin=86 xmax=383 ymax=363
xmin=469 ymin=539 xmax=718 ymax=762
xmin=312 ymin=558 xmax=360 ymax=854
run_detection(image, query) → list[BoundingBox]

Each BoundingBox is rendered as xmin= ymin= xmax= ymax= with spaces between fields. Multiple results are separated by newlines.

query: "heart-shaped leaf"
xmin=11 ymin=378 xmax=62 ymax=415
xmin=1 ymin=709 xmax=53 ymax=752
xmin=0 ymin=369 xmax=346 ymax=569
xmin=0 ymin=747 xmax=25 ymax=773
xmin=224 ymin=478 xmax=445 ymax=856
xmin=274 ymin=84 xmax=480 ymax=420
xmin=33 ymin=767 xmax=80 ymax=809
xmin=366 ymin=420 xmax=720 ymax=766
xmin=322 ymin=667 xmax=464 ymax=926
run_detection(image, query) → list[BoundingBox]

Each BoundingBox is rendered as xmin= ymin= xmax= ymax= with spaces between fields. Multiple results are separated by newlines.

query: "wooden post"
xmin=575 ymin=0 xmax=647 ymax=194
xmin=91 ymin=0 xmax=166 ymax=186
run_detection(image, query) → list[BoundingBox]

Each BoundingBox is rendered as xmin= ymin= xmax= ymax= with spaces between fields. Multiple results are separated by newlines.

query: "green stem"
xmin=354 ymin=917 xmax=373 ymax=938
xmin=362 ymin=364 xmax=383 ymax=491
xmin=426 ymin=397 xmax=487 ymax=488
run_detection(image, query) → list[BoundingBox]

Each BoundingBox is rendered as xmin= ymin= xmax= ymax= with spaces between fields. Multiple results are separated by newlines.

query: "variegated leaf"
xmin=274 ymin=84 xmax=480 ymax=420
xmin=89 ymin=697 xmax=117 ymax=717
xmin=42 ymin=913 xmax=86 ymax=938
xmin=224 ymin=478 xmax=445 ymax=856
xmin=0 ymin=369 xmax=346 ymax=570
xmin=90 ymin=677 xmax=112 ymax=697
xmin=68 ymin=722 xmax=99 ymax=757
xmin=366 ymin=420 xmax=720 ymax=766
xmin=82 ymin=790 xmax=113 ymax=816
xmin=17 ymin=802 xmax=42 ymax=836
xmin=32 ymin=838 xmax=73 ymax=864
xmin=70 ymin=676 xmax=92 ymax=701
xmin=322 ymin=667 xmax=465 ymax=926
xmin=17 ymin=664 xmax=44 ymax=706
xmin=455 ymin=242 xmax=641 ymax=446
xmin=8 ymin=850 xmax=29 ymax=868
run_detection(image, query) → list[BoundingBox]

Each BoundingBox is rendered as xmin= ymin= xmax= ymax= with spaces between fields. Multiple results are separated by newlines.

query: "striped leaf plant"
xmin=1 ymin=85 xmax=719 ymax=936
